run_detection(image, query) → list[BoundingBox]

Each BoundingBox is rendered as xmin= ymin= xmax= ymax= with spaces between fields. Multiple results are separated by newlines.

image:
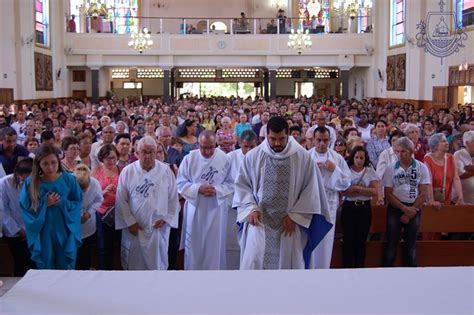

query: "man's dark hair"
xmin=114 ymin=133 xmax=131 ymax=144
xmin=0 ymin=127 xmax=17 ymax=140
xmin=375 ymin=119 xmax=387 ymax=127
xmin=40 ymin=130 xmax=55 ymax=143
xmin=389 ymin=129 xmax=405 ymax=145
xmin=343 ymin=127 xmax=360 ymax=139
xmin=61 ymin=136 xmax=79 ymax=151
xmin=267 ymin=116 xmax=289 ymax=134
xmin=240 ymin=130 xmax=258 ymax=142
xmin=313 ymin=126 xmax=329 ymax=137
xmin=289 ymin=125 xmax=302 ymax=135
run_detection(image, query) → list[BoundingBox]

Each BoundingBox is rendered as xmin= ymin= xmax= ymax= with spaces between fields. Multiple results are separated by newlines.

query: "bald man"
xmin=177 ymin=131 xmax=233 ymax=270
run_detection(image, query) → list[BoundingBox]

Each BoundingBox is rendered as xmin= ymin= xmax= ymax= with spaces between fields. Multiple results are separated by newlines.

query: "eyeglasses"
xmin=104 ymin=156 xmax=117 ymax=161
xmin=335 ymin=142 xmax=346 ymax=146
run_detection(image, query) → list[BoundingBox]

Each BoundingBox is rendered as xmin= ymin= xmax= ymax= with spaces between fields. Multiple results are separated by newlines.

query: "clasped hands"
xmin=128 ymin=219 xmax=166 ymax=236
xmin=198 ymin=184 xmax=216 ymax=197
xmin=247 ymin=210 xmax=296 ymax=236
xmin=317 ymin=160 xmax=336 ymax=172
xmin=400 ymin=206 xmax=417 ymax=224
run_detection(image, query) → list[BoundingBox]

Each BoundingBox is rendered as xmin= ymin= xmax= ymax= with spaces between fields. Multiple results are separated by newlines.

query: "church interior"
xmin=0 ymin=0 xmax=473 ymax=314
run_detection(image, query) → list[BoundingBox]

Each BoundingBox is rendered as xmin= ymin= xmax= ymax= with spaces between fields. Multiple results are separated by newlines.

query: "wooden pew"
xmin=331 ymin=205 xmax=474 ymax=268
xmin=1 ymin=205 xmax=473 ymax=275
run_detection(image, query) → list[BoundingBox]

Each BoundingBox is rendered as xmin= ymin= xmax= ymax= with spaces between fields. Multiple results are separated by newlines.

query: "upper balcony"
xmin=64 ymin=15 xmax=375 ymax=68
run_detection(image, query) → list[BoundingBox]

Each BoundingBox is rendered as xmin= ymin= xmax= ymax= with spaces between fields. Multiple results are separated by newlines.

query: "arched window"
xmin=35 ymin=0 xmax=50 ymax=46
xmin=456 ymin=0 xmax=474 ymax=28
xmin=389 ymin=0 xmax=405 ymax=47
xmin=210 ymin=21 xmax=228 ymax=33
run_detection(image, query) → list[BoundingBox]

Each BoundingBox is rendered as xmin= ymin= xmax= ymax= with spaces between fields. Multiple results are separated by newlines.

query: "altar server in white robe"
xmin=115 ymin=136 xmax=180 ymax=270
xmin=226 ymin=130 xmax=258 ymax=269
xmin=309 ymin=126 xmax=351 ymax=269
xmin=233 ymin=116 xmax=332 ymax=270
xmin=177 ymin=130 xmax=234 ymax=270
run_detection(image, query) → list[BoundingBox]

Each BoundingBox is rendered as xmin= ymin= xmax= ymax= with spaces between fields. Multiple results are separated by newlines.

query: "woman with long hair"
xmin=201 ymin=110 xmax=215 ymax=131
xmin=20 ymin=145 xmax=83 ymax=269
xmin=341 ymin=146 xmax=378 ymax=268
xmin=178 ymin=119 xmax=199 ymax=156
xmin=0 ymin=158 xmax=36 ymax=276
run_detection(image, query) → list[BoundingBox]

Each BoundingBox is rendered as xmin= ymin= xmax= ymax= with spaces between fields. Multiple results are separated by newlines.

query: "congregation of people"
xmin=0 ymin=95 xmax=473 ymax=274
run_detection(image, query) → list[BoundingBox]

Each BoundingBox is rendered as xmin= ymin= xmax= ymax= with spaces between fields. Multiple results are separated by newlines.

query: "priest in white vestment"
xmin=177 ymin=131 xmax=234 ymax=270
xmin=233 ymin=116 xmax=332 ymax=270
xmin=115 ymin=136 xmax=180 ymax=270
xmin=309 ymin=126 xmax=351 ymax=269
xmin=226 ymin=130 xmax=258 ymax=270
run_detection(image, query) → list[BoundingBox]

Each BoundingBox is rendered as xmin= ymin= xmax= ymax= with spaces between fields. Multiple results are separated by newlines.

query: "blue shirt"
xmin=0 ymin=144 xmax=30 ymax=175
xmin=366 ymin=136 xmax=390 ymax=168
xmin=166 ymin=147 xmax=183 ymax=167
xmin=235 ymin=123 xmax=251 ymax=138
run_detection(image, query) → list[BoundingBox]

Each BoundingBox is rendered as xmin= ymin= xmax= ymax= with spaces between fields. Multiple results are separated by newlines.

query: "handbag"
xmin=433 ymin=154 xmax=447 ymax=202
xmin=101 ymin=206 xmax=115 ymax=227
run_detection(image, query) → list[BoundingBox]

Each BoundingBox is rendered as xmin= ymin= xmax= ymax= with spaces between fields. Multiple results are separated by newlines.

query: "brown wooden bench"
xmin=331 ymin=204 xmax=474 ymax=267
xmin=1 ymin=205 xmax=473 ymax=275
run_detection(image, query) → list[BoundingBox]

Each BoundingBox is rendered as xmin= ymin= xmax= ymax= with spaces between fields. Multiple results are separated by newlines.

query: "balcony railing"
xmin=66 ymin=15 xmax=373 ymax=35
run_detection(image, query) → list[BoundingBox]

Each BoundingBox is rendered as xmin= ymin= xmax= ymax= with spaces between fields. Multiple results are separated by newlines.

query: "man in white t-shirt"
xmin=382 ymin=137 xmax=431 ymax=267
xmin=10 ymin=110 xmax=27 ymax=136
xmin=454 ymin=131 xmax=474 ymax=204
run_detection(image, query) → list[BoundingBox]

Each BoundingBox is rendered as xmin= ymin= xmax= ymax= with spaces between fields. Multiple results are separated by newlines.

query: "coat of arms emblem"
xmin=416 ymin=0 xmax=468 ymax=64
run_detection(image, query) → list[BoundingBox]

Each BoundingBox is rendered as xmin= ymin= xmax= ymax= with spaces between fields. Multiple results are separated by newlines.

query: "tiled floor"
xmin=0 ymin=278 xmax=21 ymax=297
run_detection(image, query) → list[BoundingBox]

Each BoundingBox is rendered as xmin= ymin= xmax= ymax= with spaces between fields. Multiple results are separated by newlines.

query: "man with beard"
xmin=233 ymin=116 xmax=332 ymax=269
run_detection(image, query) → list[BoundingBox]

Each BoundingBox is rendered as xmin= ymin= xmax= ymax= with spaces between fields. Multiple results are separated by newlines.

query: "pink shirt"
xmin=94 ymin=165 xmax=121 ymax=214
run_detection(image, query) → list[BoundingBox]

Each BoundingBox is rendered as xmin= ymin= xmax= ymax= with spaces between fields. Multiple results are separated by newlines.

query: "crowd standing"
xmin=0 ymin=95 xmax=473 ymax=273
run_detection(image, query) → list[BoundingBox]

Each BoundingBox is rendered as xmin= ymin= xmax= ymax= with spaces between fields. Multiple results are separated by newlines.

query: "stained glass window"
xmin=456 ymin=0 xmax=474 ymax=28
xmin=358 ymin=7 xmax=369 ymax=33
xmin=35 ymin=0 xmax=50 ymax=46
xmin=69 ymin=0 xmax=139 ymax=34
xmin=297 ymin=0 xmax=330 ymax=32
xmin=390 ymin=0 xmax=405 ymax=46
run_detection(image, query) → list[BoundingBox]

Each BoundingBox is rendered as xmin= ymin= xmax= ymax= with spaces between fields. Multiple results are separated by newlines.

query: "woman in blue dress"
xmin=20 ymin=145 xmax=83 ymax=270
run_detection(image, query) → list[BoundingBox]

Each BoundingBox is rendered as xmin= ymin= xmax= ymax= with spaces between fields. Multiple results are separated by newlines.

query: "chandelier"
xmin=128 ymin=28 xmax=153 ymax=53
xmin=288 ymin=29 xmax=312 ymax=55
xmin=333 ymin=0 xmax=373 ymax=16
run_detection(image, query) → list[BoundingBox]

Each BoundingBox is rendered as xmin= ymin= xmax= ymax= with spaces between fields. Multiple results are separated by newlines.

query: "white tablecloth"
xmin=0 ymin=267 xmax=472 ymax=314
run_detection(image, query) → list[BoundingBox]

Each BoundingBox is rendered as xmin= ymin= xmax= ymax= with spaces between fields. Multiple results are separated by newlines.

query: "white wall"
xmin=370 ymin=0 xmax=474 ymax=102
xmin=0 ymin=0 xmax=17 ymax=97
xmin=349 ymin=67 xmax=369 ymax=99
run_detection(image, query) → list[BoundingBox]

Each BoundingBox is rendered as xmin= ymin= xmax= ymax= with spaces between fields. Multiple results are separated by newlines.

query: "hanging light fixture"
xmin=288 ymin=28 xmax=312 ymax=55
xmin=128 ymin=27 xmax=153 ymax=53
